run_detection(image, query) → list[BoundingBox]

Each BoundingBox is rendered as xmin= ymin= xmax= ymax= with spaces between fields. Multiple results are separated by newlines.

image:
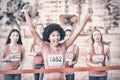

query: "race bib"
xmin=65 ymin=54 xmax=73 ymax=62
xmin=10 ymin=54 xmax=21 ymax=62
xmin=92 ymin=55 xmax=104 ymax=63
xmin=34 ymin=45 xmax=41 ymax=53
xmin=48 ymin=54 xmax=63 ymax=67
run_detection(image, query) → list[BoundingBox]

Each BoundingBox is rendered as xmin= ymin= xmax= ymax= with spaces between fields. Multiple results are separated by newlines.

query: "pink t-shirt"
xmin=41 ymin=41 xmax=67 ymax=80
xmin=3 ymin=44 xmax=23 ymax=70
xmin=65 ymin=45 xmax=76 ymax=68
xmin=33 ymin=44 xmax=44 ymax=64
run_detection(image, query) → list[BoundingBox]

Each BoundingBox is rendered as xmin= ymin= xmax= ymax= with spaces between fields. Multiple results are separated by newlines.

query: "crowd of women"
xmin=0 ymin=2 xmax=111 ymax=80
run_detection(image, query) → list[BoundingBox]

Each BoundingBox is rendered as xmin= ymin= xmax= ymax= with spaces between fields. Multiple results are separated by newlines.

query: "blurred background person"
xmin=29 ymin=24 xmax=44 ymax=80
xmin=65 ymin=29 xmax=79 ymax=80
xmin=1 ymin=29 xmax=25 ymax=80
xmin=86 ymin=29 xmax=111 ymax=80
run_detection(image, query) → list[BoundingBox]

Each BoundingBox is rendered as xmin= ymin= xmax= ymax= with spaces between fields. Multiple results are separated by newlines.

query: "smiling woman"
xmin=23 ymin=4 xmax=92 ymax=80
xmin=43 ymin=24 xmax=65 ymax=43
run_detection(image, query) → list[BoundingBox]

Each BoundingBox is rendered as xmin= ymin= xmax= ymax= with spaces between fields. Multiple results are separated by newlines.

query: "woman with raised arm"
xmin=29 ymin=24 xmax=44 ymax=80
xmin=1 ymin=29 xmax=25 ymax=80
xmin=65 ymin=29 xmax=79 ymax=80
xmin=86 ymin=29 xmax=111 ymax=80
xmin=24 ymin=6 xmax=92 ymax=80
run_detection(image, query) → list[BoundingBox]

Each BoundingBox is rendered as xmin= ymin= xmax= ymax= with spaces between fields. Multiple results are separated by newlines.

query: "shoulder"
xmin=2 ymin=45 xmax=8 ymax=52
xmin=3 ymin=44 xmax=7 ymax=47
xmin=73 ymin=44 xmax=79 ymax=50
xmin=63 ymin=41 xmax=68 ymax=48
xmin=59 ymin=41 xmax=67 ymax=50
xmin=21 ymin=45 xmax=25 ymax=50
xmin=104 ymin=44 xmax=109 ymax=49
xmin=18 ymin=44 xmax=25 ymax=51
xmin=4 ymin=45 xmax=9 ymax=50
xmin=103 ymin=44 xmax=110 ymax=53
xmin=60 ymin=41 xmax=67 ymax=46
xmin=41 ymin=41 xmax=49 ymax=49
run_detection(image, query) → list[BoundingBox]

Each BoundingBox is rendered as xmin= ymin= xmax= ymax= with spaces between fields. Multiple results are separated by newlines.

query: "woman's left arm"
xmin=72 ymin=45 xmax=79 ymax=65
xmin=65 ymin=8 xmax=92 ymax=48
xmin=105 ymin=46 xmax=111 ymax=66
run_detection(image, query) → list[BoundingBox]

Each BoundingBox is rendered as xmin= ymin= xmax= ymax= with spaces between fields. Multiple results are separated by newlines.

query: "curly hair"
xmin=43 ymin=23 xmax=65 ymax=42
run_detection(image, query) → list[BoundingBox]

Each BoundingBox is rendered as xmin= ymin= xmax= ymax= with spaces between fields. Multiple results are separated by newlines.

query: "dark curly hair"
xmin=43 ymin=23 xmax=65 ymax=42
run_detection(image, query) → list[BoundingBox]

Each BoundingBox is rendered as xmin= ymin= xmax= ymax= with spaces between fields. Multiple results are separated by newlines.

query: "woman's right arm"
xmin=28 ymin=38 xmax=36 ymax=56
xmin=1 ymin=46 xmax=10 ymax=62
xmin=23 ymin=8 xmax=43 ymax=49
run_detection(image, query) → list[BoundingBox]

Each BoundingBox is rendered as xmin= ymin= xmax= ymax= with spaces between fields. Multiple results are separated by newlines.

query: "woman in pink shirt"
xmin=65 ymin=29 xmax=79 ymax=80
xmin=86 ymin=29 xmax=111 ymax=80
xmin=29 ymin=24 xmax=44 ymax=80
xmin=1 ymin=29 xmax=25 ymax=80
xmin=24 ymin=6 xmax=92 ymax=80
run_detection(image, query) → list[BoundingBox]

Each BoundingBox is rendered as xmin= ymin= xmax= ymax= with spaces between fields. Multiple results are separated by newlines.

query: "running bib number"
xmin=92 ymin=55 xmax=104 ymax=63
xmin=10 ymin=54 xmax=21 ymax=62
xmin=65 ymin=54 xmax=73 ymax=62
xmin=34 ymin=45 xmax=41 ymax=53
xmin=48 ymin=55 xmax=63 ymax=67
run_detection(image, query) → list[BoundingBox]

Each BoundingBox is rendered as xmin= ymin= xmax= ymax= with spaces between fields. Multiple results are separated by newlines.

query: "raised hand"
xmin=87 ymin=8 xmax=93 ymax=18
xmin=21 ymin=5 xmax=30 ymax=13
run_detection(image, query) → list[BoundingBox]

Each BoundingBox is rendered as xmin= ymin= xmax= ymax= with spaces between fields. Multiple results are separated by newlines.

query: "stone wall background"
xmin=0 ymin=0 xmax=120 ymax=80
